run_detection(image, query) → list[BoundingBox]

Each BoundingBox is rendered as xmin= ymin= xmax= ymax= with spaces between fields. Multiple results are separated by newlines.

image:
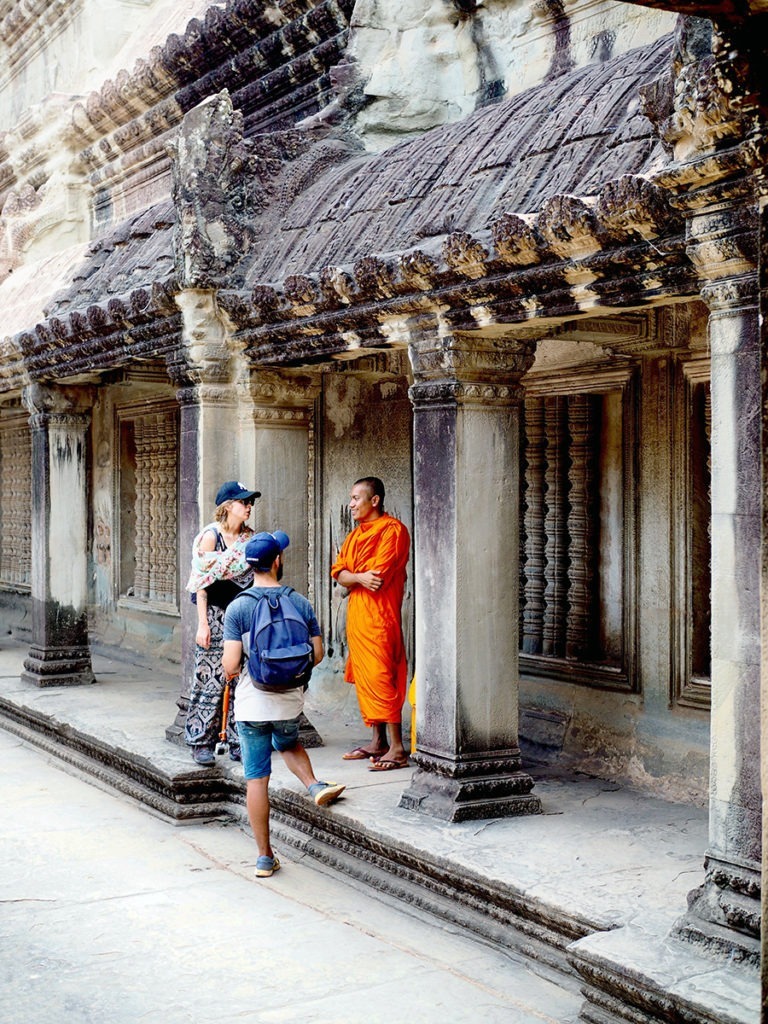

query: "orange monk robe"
xmin=331 ymin=514 xmax=411 ymax=726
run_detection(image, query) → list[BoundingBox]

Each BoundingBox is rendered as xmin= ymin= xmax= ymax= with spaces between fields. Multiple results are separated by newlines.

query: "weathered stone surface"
xmin=239 ymin=36 xmax=672 ymax=285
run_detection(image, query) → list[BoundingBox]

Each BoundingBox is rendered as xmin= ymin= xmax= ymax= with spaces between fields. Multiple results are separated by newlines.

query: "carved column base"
xmin=399 ymin=751 xmax=541 ymax=823
xmin=673 ymin=854 xmax=761 ymax=966
xmin=165 ymin=693 xmax=189 ymax=746
xmin=21 ymin=646 xmax=95 ymax=687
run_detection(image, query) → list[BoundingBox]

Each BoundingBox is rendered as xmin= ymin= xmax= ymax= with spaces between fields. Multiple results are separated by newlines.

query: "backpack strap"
xmin=239 ymin=586 xmax=295 ymax=600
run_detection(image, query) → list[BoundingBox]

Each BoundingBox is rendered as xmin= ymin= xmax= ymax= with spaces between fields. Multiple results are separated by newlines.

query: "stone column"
xmin=399 ymin=328 xmax=542 ymax=822
xmin=166 ymin=377 xmax=242 ymax=744
xmin=20 ymin=384 xmax=95 ymax=687
xmin=245 ymin=372 xmax=321 ymax=596
xmin=166 ymin=290 xmax=244 ymax=744
xmin=676 ymin=268 xmax=762 ymax=963
xmin=761 ymin=191 xmax=768 ymax=1024
xmin=245 ymin=371 xmax=322 ymax=747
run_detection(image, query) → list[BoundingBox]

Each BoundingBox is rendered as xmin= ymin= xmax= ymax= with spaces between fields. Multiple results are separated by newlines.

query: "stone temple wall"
xmin=0 ymin=0 xmax=733 ymax=808
xmin=348 ymin=0 xmax=676 ymax=150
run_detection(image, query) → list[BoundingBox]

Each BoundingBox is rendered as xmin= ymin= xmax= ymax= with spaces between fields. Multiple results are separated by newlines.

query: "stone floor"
xmin=0 ymin=640 xmax=760 ymax=1023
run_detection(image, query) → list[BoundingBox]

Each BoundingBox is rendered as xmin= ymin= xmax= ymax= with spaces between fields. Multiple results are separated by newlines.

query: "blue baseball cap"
xmin=245 ymin=531 xmax=290 ymax=569
xmin=215 ymin=480 xmax=261 ymax=505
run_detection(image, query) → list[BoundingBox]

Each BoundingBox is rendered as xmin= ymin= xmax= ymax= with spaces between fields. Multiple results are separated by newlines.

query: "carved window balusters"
xmin=0 ymin=422 xmax=32 ymax=588
xmin=119 ymin=406 xmax=179 ymax=606
xmin=541 ymin=397 xmax=570 ymax=657
xmin=566 ymin=395 xmax=601 ymax=660
xmin=690 ymin=383 xmax=711 ymax=681
xmin=675 ymin=366 xmax=711 ymax=707
xmin=520 ymin=383 xmax=631 ymax=687
xmin=521 ymin=400 xmax=546 ymax=655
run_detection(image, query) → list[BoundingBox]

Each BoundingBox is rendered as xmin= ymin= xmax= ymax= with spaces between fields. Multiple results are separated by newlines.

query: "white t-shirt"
xmin=223 ymin=585 xmax=320 ymax=723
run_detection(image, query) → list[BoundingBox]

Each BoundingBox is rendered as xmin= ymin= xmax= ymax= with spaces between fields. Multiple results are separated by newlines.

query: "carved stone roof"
xmin=3 ymin=32 xmax=695 ymax=384
xmin=43 ymin=202 xmax=176 ymax=317
xmin=70 ymin=0 xmax=356 ymax=170
xmin=0 ymin=201 xmax=181 ymax=388
xmin=245 ymin=35 xmax=674 ymax=286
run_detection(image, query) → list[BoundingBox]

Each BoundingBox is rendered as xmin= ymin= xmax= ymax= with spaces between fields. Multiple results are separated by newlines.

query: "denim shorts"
xmin=237 ymin=718 xmax=301 ymax=780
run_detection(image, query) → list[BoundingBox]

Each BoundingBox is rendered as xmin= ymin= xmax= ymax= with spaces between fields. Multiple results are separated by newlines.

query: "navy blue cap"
xmin=245 ymin=530 xmax=290 ymax=569
xmin=215 ymin=481 xmax=261 ymax=506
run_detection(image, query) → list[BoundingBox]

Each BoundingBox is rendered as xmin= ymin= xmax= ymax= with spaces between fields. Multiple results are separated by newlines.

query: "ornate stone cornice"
xmin=17 ymin=288 xmax=183 ymax=384
xmin=0 ymin=0 xmax=75 ymax=53
xmin=222 ymin=186 xmax=695 ymax=367
xmin=247 ymin=369 xmax=320 ymax=408
xmin=67 ymin=0 xmax=355 ymax=192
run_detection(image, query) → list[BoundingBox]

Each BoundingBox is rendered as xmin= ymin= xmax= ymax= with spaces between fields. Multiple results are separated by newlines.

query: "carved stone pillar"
xmin=247 ymin=371 xmax=322 ymax=748
xmin=761 ymin=189 xmax=768 ymax=1015
xmin=21 ymin=384 xmax=95 ymax=687
xmin=166 ymin=290 xmax=245 ymax=744
xmin=245 ymin=371 xmax=321 ymax=597
xmin=675 ymin=268 xmax=761 ymax=963
xmin=399 ymin=328 xmax=542 ymax=822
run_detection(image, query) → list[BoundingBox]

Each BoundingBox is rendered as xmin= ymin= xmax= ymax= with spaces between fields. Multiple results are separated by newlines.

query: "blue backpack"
xmin=243 ymin=587 xmax=314 ymax=692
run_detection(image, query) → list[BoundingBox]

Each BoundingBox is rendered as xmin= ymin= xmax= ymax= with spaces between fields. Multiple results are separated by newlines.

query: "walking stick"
xmin=214 ymin=679 xmax=232 ymax=756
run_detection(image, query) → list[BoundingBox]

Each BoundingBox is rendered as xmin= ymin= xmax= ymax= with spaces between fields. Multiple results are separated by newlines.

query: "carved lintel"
xmin=247 ymin=369 xmax=320 ymax=409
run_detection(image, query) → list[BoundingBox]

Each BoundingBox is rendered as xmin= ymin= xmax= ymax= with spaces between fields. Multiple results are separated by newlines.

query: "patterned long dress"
xmin=184 ymin=525 xmax=254 ymax=754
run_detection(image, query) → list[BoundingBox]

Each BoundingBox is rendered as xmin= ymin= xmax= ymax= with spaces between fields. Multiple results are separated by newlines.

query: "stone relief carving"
xmin=640 ymin=16 xmax=758 ymax=162
xmin=167 ymin=91 xmax=259 ymax=289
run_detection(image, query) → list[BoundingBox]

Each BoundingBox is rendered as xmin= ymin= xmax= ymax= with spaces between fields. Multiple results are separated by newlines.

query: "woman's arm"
xmin=194 ymin=531 xmax=218 ymax=648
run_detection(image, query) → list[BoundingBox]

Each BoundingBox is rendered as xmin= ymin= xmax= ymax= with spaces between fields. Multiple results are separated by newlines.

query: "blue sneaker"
xmin=254 ymin=855 xmax=280 ymax=878
xmin=192 ymin=747 xmax=215 ymax=767
xmin=308 ymin=781 xmax=345 ymax=807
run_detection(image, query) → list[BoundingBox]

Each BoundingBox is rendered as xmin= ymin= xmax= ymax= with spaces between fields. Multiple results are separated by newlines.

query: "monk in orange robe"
xmin=331 ymin=477 xmax=411 ymax=771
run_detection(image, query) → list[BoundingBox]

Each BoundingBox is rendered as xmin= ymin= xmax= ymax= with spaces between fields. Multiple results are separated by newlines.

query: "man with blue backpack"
xmin=222 ymin=529 xmax=345 ymax=878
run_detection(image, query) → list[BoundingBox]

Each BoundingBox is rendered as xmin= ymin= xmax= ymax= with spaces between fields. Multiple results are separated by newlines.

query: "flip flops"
xmin=368 ymin=757 xmax=410 ymax=772
xmin=342 ymin=746 xmax=383 ymax=761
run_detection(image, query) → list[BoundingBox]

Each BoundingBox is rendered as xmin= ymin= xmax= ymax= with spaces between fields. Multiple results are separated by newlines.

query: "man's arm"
xmin=335 ymin=568 xmax=383 ymax=592
xmin=222 ymin=639 xmax=243 ymax=679
xmin=311 ymin=635 xmax=324 ymax=666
